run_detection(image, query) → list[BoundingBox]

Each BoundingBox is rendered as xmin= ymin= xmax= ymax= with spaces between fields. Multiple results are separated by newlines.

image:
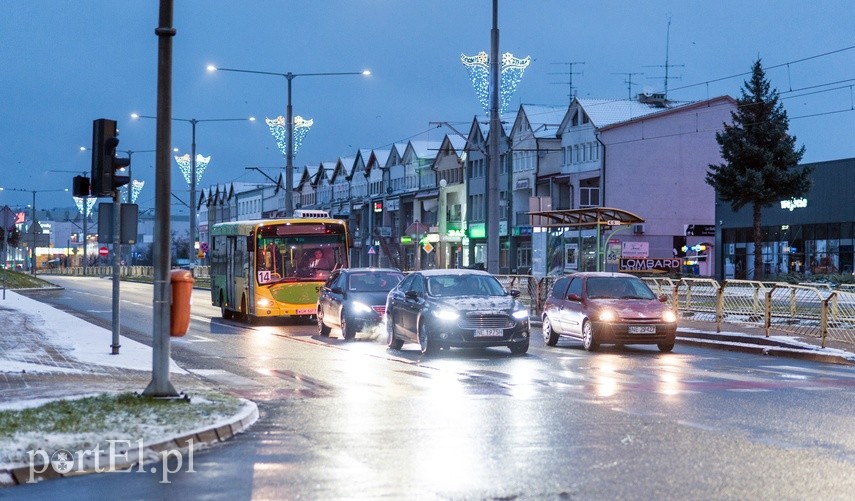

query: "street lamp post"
xmin=0 ymin=187 xmax=69 ymax=275
xmin=132 ymin=113 xmax=254 ymax=269
xmin=207 ymin=65 xmax=370 ymax=216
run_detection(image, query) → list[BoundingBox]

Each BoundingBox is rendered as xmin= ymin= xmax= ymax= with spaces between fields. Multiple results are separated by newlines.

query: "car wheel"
xmin=386 ymin=314 xmax=404 ymax=350
xmin=658 ymin=342 xmax=675 ymax=353
xmin=418 ymin=321 xmax=438 ymax=356
xmin=317 ymin=310 xmax=330 ymax=337
xmin=582 ymin=320 xmax=599 ymax=351
xmin=542 ymin=316 xmax=559 ymax=346
xmin=509 ymin=339 xmax=529 ymax=355
xmin=341 ymin=314 xmax=356 ymax=341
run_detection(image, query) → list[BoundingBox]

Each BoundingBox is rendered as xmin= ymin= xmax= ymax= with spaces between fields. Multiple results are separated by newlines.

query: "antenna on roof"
xmin=550 ymin=61 xmax=585 ymax=101
xmin=643 ymin=15 xmax=684 ymax=97
xmin=612 ymin=72 xmax=644 ymax=100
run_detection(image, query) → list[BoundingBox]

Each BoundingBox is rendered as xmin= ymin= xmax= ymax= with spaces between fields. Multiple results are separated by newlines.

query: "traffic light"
xmin=90 ymin=118 xmax=131 ymax=196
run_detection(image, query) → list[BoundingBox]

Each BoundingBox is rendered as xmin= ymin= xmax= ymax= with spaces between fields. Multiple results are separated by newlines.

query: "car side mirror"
xmin=658 ymin=294 xmax=669 ymax=303
xmin=567 ymin=293 xmax=581 ymax=302
xmin=405 ymin=290 xmax=420 ymax=299
xmin=331 ymin=286 xmax=343 ymax=294
xmin=509 ymin=289 xmax=520 ymax=298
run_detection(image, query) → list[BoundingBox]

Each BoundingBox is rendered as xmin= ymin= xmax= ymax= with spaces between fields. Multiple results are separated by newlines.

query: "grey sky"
xmin=3 ymin=1 xmax=854 ymax=213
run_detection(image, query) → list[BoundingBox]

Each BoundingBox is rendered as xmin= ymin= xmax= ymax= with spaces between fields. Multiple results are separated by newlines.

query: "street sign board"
xmin=99 ymin=246 xmax=109 ymax=257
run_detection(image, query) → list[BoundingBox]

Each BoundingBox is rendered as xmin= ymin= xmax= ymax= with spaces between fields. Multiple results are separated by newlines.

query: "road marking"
xmin=762 ymin=365 xmax=855 ymax=379
xmin=188 ymin=369 xmax=263 ymax=388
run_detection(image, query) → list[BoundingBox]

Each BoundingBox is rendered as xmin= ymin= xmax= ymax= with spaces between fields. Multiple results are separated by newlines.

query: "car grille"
xmin=372 ymin=305 xmax=385 ymax=315
xmin=458 ymin=314 xmax=514 ymax=329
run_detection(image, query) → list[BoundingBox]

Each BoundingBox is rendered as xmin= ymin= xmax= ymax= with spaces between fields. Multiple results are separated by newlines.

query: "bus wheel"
xmin=220 ymin=293 xmax=233 ymax=320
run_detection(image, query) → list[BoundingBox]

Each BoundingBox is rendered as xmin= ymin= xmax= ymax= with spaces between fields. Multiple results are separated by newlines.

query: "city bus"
xmin=209 ymin=211 xmax=350 ymax=323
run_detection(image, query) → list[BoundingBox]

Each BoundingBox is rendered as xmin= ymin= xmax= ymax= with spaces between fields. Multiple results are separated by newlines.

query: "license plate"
xmin=296 ymin=308 xmax=315 ymax=315
xmin=474 ymin=328 xmax=503 ymax=337
xmin=629 ymin=325 xmax=656 ymax=334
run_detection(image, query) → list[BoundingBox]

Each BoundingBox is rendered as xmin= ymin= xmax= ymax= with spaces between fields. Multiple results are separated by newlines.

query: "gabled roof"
xmin=515 ymin=104 xmax=566 ymax=139
xmin=597 ymin=95 xmax=737 ymax=131
xmin=561 ymin=96 xmax=694 ymax=131
xmin=330 ymin=157 xmax=354 ymax=184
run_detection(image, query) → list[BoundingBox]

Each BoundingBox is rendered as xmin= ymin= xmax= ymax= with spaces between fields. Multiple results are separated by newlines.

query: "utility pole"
xmin=486 ymin=0 xmax=500 ymax=274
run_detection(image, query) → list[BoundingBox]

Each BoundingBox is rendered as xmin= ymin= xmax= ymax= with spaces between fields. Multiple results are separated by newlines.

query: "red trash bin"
xmin=170 ymin=269 xmax=194 ymax=337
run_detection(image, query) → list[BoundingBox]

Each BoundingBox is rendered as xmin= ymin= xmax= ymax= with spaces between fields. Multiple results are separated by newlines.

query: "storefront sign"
xmin=620 ymin=258 xmax=681 ymax=272
xmin=621 ymin=241 xmax=649 ymax=258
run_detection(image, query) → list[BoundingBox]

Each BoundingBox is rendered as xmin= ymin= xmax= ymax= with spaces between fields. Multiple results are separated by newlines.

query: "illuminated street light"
xmin=207 ymin=64 xmax=370 ymax=215
xmin=131 ymin=113 xmax=255 ymax=268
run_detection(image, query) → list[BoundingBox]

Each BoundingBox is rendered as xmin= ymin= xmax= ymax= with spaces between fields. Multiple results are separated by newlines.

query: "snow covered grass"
xmin=0 ymin=391 xmax=245 ymax=467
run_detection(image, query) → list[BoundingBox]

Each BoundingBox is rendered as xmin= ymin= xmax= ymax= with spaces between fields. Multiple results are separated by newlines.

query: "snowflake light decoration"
xmin=130 ymin=180 xmax=145 ymax=203
xmin=460 ymin=51 xmax=531 ymax=114
xmin=174 ymin=154 xmax=211 ymax=185
xmin=73 ymin=196 xmax=96 ymax=217
xmin=265 ymin=115 xmax=314 ymax=157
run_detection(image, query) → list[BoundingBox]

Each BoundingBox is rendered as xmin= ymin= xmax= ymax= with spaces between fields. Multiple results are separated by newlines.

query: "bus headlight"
xmin=257 ymin=298 xmax=272 ymax=308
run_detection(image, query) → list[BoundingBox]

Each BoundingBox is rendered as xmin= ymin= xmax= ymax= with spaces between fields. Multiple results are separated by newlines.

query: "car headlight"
xmin=257 ymin=298 xmax=272 ymax=307
xmin=512 ymin=309 xmax=529 ymax=320
xmin=662 ymin=310 xmax=677 ymax=323
xmin=351 ymin=301 xmax=373 ymax=314
xmin=432 ymin=309 xmax=460 ymax=321
xmin=598 ymin=309 xmax=617 ymax=322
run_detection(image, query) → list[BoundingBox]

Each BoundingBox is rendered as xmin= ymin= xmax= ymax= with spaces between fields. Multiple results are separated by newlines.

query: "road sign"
xmin=423 ymin=242 xmax=434 ymax=253
xmin=606 ymin=220 xmax=621 ymax=226
xmin=99 ymin=246 xmax=109 ymax=257
xmin=368 ymin=246 xmax=376 ymax=255
xmin=199 ymin=241 xmax=209 ymax=253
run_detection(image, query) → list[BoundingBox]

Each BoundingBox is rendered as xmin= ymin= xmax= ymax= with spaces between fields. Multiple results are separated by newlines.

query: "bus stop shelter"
xmin=526 ymin=207 xmax=645 ymax=273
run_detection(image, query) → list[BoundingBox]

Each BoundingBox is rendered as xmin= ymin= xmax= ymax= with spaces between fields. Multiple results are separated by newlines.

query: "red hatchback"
xmin=542 ymin=272 xmax=677 ymax=352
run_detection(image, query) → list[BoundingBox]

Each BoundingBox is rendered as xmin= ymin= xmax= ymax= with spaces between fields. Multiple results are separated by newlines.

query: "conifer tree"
xmin=706 ymin=59 xmax=811 ymax=280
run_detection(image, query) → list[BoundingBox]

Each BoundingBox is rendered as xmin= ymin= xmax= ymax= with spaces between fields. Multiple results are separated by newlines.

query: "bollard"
xmin=170 ymin=269 xmax=194 ymax=337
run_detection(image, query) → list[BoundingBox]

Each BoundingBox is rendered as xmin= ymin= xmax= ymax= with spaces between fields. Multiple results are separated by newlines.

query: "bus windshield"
xmin=256 ymin=232 xmax=346 ymax=284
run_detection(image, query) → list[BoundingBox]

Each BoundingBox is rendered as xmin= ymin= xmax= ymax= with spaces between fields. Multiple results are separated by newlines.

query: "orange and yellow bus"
xmin=209 ymin=211 xmax=350 ymax=323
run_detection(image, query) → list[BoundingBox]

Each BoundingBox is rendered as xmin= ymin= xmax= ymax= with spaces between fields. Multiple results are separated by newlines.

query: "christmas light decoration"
xmin=130 ymin=180 xmax=145 ymax=203
xmin=174 ymin=154 xmax=211 ymax=185
xmin=73 ymin=196 xmax=96 ymax=217
xmin=265 ymin=115 xmax=314 ymax=157
xmin=460 ymin=51 xmax=531 ymax=114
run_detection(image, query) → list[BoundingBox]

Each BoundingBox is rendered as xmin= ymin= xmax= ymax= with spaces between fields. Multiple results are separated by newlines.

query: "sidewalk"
xmin=0 ymin=290 xmax=258 ymax=486
xmin=1 ymin=290 xmax=853 ymax=486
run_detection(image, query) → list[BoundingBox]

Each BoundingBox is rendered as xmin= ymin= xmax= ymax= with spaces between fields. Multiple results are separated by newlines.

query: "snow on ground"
xmin=2 ymin=291 xmax=185 ymax=374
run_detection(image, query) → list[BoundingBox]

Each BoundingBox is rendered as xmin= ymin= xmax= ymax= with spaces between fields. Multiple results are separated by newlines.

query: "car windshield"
xmin=585 ymin=277 xmax=656 ymax=300
xmin=426 ymin=275 xmax=506 ymax=297
xmin=347 ymin=272 xmax=403 ymax=292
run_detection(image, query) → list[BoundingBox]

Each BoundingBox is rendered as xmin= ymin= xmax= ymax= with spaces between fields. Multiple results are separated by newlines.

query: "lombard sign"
xmin=780 ymin=198 xmax=807 ymax=211
xmin=620 ymin=257 xmax=681 ymax=272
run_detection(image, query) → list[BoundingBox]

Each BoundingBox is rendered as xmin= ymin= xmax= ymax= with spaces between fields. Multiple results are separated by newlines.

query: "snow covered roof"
xmin=575 ymin=97 xmax=693 ymax=128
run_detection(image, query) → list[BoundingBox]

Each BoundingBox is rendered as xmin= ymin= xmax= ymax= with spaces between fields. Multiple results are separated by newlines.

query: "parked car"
xmin=317 ymin=268 xmax=405 ymax=340
xmin=542 ymin=272 xmax=677 ymax=352
xmin=385 ymin=269 xmax=530 ymax=355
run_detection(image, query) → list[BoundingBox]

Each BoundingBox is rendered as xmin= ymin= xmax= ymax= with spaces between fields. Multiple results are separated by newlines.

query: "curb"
xmin=677 ymin=332 xmax=855 ymax=366
xmin=1 ymin=399 xmax=259 ymax=487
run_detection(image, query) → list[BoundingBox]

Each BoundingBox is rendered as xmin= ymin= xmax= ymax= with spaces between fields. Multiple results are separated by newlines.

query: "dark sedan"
xmin=317 ymin=268 xmax=404 ymax=340
xmin=385 ymin=269 xmax=530 ymax=355
xmin=542 ymin=272 xmax=677 ymax=352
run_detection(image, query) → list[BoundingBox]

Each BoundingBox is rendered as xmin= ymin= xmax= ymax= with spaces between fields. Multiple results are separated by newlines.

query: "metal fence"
xmin=40 ymin=267 xmax=855 ymax=347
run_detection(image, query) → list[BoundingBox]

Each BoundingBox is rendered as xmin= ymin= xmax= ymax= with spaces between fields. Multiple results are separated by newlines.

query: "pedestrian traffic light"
xmin=90 ymin=118 xmax=131 ymax=197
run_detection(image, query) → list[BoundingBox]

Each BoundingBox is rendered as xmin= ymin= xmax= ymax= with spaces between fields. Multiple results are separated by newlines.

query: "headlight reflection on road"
xmin=592 ymin=357 xmax=620 ymax=397
xmin=654 ymin=354 xmax=689 ymax=398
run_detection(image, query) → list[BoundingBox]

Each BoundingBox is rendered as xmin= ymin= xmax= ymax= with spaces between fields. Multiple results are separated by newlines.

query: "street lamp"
xmin=131 ymin=113 xmax=255 ymax=268
xmin=0 ymin=187 xmax=69 ymax=274
xmin=207 ymin=64 xmax=371 ymax=216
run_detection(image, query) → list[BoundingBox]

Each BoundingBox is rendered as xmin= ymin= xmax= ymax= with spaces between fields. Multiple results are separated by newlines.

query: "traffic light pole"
xmin=111 ymin=190 xmax=121 ymax=354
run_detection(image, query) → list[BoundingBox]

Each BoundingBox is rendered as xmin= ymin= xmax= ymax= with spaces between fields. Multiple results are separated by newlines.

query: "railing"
xmin=38 ymin=266 xmax=855 ymax=347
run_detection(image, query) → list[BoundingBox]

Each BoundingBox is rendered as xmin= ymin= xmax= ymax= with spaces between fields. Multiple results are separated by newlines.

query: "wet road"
xmin=13 ymin=276 xmax=855 ymax=500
